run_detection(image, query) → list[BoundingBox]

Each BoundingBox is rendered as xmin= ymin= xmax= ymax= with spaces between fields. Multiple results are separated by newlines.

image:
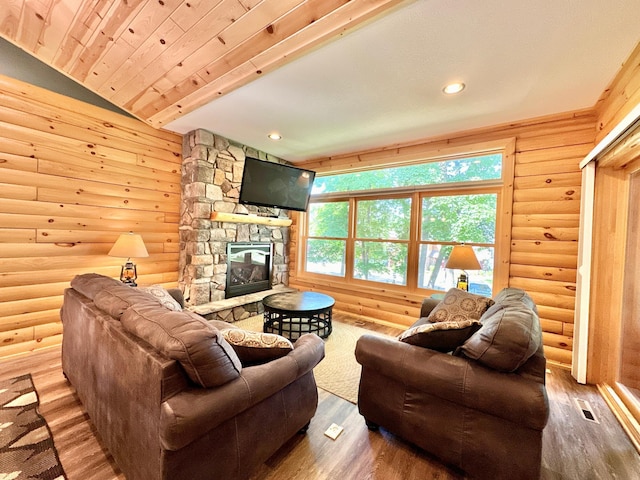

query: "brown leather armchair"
xmin=355 ymin=288 xmax=549 ymax=480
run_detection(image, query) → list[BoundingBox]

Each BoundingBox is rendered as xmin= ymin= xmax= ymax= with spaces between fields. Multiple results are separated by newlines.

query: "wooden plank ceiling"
xmin=0 ymin=0 xmax=405 ymax=128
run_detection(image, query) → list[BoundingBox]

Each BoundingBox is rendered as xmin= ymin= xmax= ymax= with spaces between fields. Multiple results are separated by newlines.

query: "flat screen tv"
xmin=239 ymin=157 xmax=316 ymax=212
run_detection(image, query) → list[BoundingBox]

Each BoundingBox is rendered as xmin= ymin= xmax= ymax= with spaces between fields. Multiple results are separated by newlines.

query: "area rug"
xmin=0 ymin=374 xmax=67 ymax=480
xmin=233 ymin=315 xmax=388 ymax=404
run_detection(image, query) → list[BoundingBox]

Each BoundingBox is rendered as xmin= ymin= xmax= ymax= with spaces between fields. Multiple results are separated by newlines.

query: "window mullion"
xmin=405 ymin=192 xmax=420 ymax=291
xmin=345 ymin=197 xmax=357 ymax=281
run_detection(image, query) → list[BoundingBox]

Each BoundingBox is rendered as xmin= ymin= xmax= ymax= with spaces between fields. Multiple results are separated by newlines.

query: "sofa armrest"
xmin=355 ymin=334 xmax=548 ymax=429
xmin=159 ymin=333 xmax=325 ymax=450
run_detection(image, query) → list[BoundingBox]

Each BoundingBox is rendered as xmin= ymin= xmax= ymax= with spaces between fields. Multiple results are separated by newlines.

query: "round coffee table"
xmin=262 ymin=291 xmax=335 ymax=340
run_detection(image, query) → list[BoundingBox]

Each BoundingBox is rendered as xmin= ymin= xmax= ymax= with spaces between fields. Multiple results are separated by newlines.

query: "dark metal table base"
xmin=263 ymin=309 xmax=332 ymax=340
xmin=262 ymin=292 xmax=334 ymax=340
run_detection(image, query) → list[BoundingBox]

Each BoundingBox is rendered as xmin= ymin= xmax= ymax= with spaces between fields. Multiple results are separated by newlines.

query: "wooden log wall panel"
xmin=514 ymin=171 xmax=582 ymax=190
xmin=509 ymin=264 xmax=577 ymax=284
xmin=596 ymin=42 xmax=640 ymax=143
xmin=0 ymin=183 xmax=37 ymax=200
xmin=513 ymin=186 xmax=580 ymax=203
xmin=292 ymin=109 xmax=597 ymax=366
xmin=0 ymin=167 xmax=180 ymax=208
xmin=510 ymin=239 xmax=578 ymax=255
xmin=0 ymin=75 xmax=181 ymax=359
xmin=0 ymin=260 xmax=179 ymax=287
xmin=0 ymin=310 xmax=60 ymax=333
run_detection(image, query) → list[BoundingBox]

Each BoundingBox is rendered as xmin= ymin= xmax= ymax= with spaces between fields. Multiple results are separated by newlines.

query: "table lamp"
xmin=108 ymin=232 xmax=149 ymax=286
xmin=445 ymin=244 xmax=481 ymax=291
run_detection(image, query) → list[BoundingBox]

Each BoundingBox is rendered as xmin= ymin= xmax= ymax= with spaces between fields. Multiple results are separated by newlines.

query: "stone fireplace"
xmin=178 ymin=129 xmax=292 ymax=322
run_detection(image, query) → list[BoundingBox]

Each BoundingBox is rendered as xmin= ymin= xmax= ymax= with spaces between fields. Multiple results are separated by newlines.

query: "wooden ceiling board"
xmin=132 ymin=0 xmax=313 ymax=120
xmin=36 ymin=0 xmax=84 ymax=63
xmin=0 ymin=0 xmax=405 ymax=127
xmin=147 ymin=0 xmax=408 ymax=126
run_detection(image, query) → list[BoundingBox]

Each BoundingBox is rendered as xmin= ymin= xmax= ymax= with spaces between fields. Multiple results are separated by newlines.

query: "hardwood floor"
xmin=1 ymin=319 xmax=639 ymax=479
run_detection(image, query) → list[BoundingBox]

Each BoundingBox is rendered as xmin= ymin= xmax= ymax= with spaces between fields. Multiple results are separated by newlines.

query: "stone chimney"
xmin=179 ymin=129 xmax=290 ymax=307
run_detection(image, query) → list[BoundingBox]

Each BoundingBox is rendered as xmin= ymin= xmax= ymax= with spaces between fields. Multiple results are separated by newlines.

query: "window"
xmin=355 ymin=198 xmax=411 ymax=285
xmin=418 ymin=193 xmax=496 ymax=294
xmin=300 ymin=152 xmax=508 ymax=296
xmin=312 ymin=154 xmax=502 ymax=194
xmin=306 ymin=201 xmax=348 ymax=276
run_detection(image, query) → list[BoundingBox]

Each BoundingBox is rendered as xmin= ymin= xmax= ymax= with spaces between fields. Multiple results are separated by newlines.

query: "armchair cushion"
xmin=398 ymin=318 xmax=481 ymax=352
xmin=427 ymin=288 xmax=494 ymax=323
xmin=122 ymin=302 xmax=242 ymax=387
xmin=457 ymin=299 xmax=542 ymax=372
xmin=221 ymin=328 xmax=294 ymax=366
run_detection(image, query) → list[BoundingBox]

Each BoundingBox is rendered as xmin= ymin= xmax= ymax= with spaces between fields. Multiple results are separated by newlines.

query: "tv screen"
xmin=239 ymin=157 xmax=316 ymax=212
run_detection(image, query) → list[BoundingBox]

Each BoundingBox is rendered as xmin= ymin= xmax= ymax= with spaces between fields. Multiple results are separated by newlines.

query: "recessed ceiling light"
xmin=268 ymin=133 xmax=282 ymax=140
xmin=443 ymin=82 xmax=466 ymax=95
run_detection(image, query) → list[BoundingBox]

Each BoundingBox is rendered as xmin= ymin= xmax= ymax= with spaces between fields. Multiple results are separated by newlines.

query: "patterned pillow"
xmin=427 ymin=288 xmax=494 ymax=323
xmin=398 ymin=319 xmax=481 ymax=352
xmin=139 ymin=285 xmax=182 ymax=311
xmin=222 ymin=328 xmax=293 ymax=366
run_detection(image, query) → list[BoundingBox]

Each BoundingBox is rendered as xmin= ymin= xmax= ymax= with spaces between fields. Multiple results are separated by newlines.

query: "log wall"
xmin=595 ymin=42 xmax=640 ymax=144
xmin=0 ymin=74 xmax=182 ymax=358
xmin=292 ymin=109 xmax=598 ymax=366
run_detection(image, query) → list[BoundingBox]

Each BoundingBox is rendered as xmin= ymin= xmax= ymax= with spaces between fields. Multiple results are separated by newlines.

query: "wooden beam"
xmin=211 ymin=211 xmax=292 ymax=227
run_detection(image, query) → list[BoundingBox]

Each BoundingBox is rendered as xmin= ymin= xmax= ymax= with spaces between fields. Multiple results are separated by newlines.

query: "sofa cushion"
xmin=94 ymin=284 xmax=162 ymax=319
xmin=398 ymin=318 xmax=481 ymax=352
xmin=121 ymin=303 xmax=242 ymax=387
xmin=427 ymin=288 xmax=494 ymax=323
xmin=139 ymin=285 xmax=183 ymax=311
xmin=457 ymin=298 xmax=542 ymax=372
xmin=221 ymin=328 xmax=293 ymax=366
xmin=71 ymin=273 xmax=122 ymax=300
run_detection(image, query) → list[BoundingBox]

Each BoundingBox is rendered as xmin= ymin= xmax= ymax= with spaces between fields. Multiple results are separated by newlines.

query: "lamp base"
xmin=120 ymin=261 xmax=138 ymax=287
xmin=456 ymin=273 xmax=469 ymax=291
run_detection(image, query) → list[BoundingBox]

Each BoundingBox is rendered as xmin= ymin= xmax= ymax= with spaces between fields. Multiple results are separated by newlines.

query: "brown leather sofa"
xmin=61 ymin=273 xmax=325 ymax=480
xmin=355 ymin=288 xmax=549 ymax=480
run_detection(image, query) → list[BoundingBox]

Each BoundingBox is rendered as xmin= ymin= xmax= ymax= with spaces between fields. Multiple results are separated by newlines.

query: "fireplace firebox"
xmin=226 ymin=242 xmax=272 ymax=298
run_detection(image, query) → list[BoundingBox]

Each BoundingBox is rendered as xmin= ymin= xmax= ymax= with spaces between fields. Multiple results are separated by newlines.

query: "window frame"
xmin=295 ymin=140 xmax=514 ymax=298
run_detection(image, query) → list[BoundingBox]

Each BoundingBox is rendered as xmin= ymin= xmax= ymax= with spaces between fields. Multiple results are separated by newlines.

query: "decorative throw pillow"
xmin=121 ymin=304 xmax=242 ymax=388
xmin=222 ymin=328 xmax=294 ymax=366
xmin=139 ymin=285 xmax=182 ymax=311
xmin=398 ymin=319 xmax=482 ymax=352
xmin=427 ymin=288 xmax=494 ymax=323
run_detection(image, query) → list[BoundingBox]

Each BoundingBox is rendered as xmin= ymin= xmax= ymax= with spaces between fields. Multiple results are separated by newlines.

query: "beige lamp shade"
xmin=108 ymin=232 xmax=149 ymax=259
xmin=445 ymin=245 xmax=481 ymax=271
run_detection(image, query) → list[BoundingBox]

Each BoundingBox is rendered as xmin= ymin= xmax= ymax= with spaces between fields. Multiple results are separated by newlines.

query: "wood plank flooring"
xmin=1 ymin=317 xmax=639 ymax=479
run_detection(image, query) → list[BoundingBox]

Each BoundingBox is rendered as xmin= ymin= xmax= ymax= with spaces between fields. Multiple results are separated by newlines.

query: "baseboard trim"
xmin=598 ymin=383 xmax=640 ymax=454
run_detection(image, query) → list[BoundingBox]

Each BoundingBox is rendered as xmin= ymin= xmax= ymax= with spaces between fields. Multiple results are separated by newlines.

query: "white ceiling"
xmin=164 ymin=0 xmax=640 ymax=163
